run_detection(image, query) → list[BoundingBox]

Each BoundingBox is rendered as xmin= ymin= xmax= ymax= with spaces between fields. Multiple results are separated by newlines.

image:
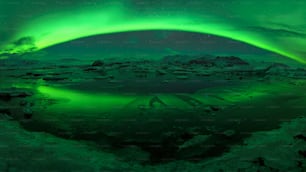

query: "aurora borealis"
xmin=0 ymin=0 xmax=306 ymax=62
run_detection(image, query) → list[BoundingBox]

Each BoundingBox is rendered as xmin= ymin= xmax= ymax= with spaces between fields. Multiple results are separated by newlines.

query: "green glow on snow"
xmin=37 ymin=86 xmax=135 ymax=112
xmin=36 ymin=83 xmax=277 ymax=115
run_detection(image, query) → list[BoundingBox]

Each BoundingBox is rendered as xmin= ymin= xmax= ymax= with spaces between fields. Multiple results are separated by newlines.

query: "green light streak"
xmin=1 ymin=1 xmax=306 ymax=63
xmin=21 ymin=16 xmax=303 ymax=63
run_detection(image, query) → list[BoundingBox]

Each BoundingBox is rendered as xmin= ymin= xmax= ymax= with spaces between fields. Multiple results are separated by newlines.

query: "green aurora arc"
xmin=1 ymin=0 xmax=306 ymax=63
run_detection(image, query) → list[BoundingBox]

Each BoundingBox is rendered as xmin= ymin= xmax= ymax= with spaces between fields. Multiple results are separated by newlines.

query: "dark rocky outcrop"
xmin=43 ymin=77 xmax=68 ymax=81
xmin=92 ymin=60 xmax=104 ymax=66
xmin=0 ymin=89 xmax=32 ymax=101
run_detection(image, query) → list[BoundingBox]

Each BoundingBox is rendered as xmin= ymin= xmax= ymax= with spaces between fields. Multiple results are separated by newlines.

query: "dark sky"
xmin=43 ymin=30 xmax=280 ymax=61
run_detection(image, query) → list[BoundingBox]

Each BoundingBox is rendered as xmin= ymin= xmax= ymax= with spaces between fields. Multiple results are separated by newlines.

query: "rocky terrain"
xmin=1 ymin=55 xmax=306 ymax=171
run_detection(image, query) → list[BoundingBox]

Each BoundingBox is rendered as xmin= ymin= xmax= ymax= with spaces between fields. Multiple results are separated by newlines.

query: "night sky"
xmin=0 ymin=0 xmax=305 ymax=63
xmin=43 ymin=30 xmax=283 ymax=62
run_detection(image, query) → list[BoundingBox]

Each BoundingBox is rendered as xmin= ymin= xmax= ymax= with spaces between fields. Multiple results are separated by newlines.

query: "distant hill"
xmin=161 ymin=54 xmax=249 ymax=67
xmin=214 ymin=56 xmax=249 ymax=67
xmin=161 ymin=54 xmax=214 ymax=63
